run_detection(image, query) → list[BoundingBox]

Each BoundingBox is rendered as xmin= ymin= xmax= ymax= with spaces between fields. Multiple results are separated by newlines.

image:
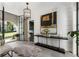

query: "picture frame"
xmin=41 ymin=13 xmax=52 ymax=26
xmin=40 ymin=12 xmax=57 ymax=34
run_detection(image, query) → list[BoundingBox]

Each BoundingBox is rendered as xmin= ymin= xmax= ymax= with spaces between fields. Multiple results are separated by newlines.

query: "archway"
xmin=0 ymin=20 xmax=19 ymax=43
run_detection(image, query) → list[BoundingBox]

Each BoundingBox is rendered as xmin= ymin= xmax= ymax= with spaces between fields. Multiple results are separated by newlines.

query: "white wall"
xmin=34 ymin=2 xmax=76 ymax=52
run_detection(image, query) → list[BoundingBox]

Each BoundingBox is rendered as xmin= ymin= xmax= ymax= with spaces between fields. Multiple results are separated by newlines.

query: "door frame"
xmin=76 ymin=2 xmax=79 ymax=56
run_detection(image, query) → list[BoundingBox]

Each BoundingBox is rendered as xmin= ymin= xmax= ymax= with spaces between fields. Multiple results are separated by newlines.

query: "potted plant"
xmin=67 ymin=31 xmax=79 ymax=53
xmin=67 ymin=31 xmax=79 ymax=38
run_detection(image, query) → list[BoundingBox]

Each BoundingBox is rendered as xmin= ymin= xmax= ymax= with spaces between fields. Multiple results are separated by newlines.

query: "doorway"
xmin=29 ymin=21 xmax=34 ymax=42
xmin=0 ymin=7 xmax=19 ymax=43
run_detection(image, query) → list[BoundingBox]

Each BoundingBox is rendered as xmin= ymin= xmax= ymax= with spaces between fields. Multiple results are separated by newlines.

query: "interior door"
xmin=29 ymin=21 xmax=34 ymax=42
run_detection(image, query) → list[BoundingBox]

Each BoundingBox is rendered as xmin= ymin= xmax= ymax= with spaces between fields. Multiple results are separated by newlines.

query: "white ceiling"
xmin=0 ymin=2 xmax=40 ymax=15
xmin=0 ymin=2 xmax=75 ymax=16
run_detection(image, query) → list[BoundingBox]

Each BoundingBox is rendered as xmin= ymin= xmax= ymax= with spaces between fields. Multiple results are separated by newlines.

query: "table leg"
xmin=38 ymin=36 xmax=39 ymax=43
xmin=46 ymin=37 xmax=48 ymax=45
xmin=59 ymin=39 xmax=60 ymax=48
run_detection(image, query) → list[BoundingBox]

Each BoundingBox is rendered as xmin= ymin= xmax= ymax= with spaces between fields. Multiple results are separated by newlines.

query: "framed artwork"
xmin=41 ymin=13 xmax=52 ymax=26
xmin=41 ymin=12 xmax=57 ymax=34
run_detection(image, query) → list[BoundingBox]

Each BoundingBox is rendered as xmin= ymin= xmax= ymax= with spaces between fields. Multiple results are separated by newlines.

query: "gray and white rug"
xmin=4 ymin=41 xmax=76 ymax=57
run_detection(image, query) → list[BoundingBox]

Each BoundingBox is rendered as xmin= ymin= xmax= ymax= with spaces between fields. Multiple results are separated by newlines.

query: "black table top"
xmin=34 ymin=35 xmax=68 ymax=40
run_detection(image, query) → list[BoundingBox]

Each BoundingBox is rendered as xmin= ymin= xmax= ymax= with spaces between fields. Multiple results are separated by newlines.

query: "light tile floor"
xmin=4 ymin=41 xmax=76 ymax=57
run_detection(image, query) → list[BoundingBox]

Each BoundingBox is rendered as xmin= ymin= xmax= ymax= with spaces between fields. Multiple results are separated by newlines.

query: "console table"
xmin=34 ymin=35 xmax=68 ymax=53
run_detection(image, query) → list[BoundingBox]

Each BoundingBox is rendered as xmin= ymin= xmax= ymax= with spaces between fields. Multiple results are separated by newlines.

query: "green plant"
xmin=43 ymin=29 xmax=49 ymax=36
xmin=67 ymin=31 xmax=79 ymax=38
xmin=7 ymin=22 xmax=14 ymax=32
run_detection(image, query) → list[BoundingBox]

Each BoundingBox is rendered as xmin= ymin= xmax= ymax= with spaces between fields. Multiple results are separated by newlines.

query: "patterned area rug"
xmin=13 ymin=44 xmax=42 ymax=57
xmin=4 ymin=41 xmax=75 ymax=57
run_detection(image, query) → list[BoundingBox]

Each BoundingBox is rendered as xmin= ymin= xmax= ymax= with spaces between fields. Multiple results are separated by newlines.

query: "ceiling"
xmin=0 ymin=2 xmax=40 ymax=16
xmin=0 ymin=2 xmax=75 ymax=16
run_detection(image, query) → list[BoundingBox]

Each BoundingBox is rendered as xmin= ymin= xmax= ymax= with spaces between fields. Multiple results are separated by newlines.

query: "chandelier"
xmin=23 ymin=2 xmax=31 ymax=19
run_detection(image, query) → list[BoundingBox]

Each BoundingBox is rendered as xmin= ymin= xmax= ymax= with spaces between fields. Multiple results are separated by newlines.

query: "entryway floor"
xmin=4 ymin=41 xmax=76 ymax=57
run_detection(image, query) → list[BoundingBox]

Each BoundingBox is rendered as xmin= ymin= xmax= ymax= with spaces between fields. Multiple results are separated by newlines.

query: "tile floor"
xmin=4 ymin=41 xmax=76 ymax=57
